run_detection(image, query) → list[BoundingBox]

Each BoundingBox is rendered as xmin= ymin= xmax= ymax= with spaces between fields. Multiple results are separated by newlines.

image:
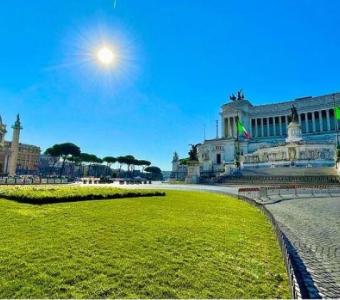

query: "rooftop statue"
xmin=237 ymin=90 xmax=245 ymax=101
xmin=229 ymin=94 xmax=237 ymax=101
xmin=291 ymin=105 xmax=299 ymax=123
xmin=229 ymin=90 xmax=245 ymax=101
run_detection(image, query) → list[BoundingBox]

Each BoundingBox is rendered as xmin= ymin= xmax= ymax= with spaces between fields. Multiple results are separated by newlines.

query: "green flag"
xmin=237 ymin=120 xmax=250 ymax=139
xmin=335 ymin=107 xmax=340 ymax=120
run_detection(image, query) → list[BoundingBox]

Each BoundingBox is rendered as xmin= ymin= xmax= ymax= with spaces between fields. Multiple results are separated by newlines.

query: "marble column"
xmin=261 ymin=118 xmax=264 ymax=137
xmin=319 ymin=111 xmax=323 ymax=132
xmin=230 ymin=117 xmax=234 ymax=137
xmin=273 ymin=117 xmax=276 ymax=136
xmin=305 ymin=113 xmax=310 ymax=133
xmin=8 ymin=115 xmax=22 ymax=176
xmin=234 ymin=116 xmax=237 ymax=137
xmin=223 ymin=118 xmax=227 ymax=137
xmin=230 ymin=116 xmax=233 ymax=137
xmin=267 ymin=118 xmax=270 ymax=136
xmin=320 ymin=111 xmax=325 ymax=131
xmin=226 ymin=118 xmax=230 ymax=137
xmin=279 ymin=116 xmax=283 ymax=136
xmin=255 ymin=119 xmax=258 ymax=137
xmin=326 ymin=110 xmax=331 ymax=131
xmin=312 ymin=111 xmax=316 ymax=132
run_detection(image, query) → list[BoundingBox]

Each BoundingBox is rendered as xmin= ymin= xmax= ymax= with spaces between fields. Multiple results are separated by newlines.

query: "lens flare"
xmin=47 ymin=22 xmax=139 ymax=98
xmin=97 ymin=46 xmax=115 ymax=65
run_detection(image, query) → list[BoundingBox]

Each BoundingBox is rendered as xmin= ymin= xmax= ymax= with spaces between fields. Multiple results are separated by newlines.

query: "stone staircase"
xmin=211 ymin=167 xmax=340 ymax=186
xmin=241 ymin=167 xmax=338 ymax=176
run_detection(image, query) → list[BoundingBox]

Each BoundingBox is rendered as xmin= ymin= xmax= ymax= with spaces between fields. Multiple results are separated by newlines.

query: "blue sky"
xmin=0 ymin=0 xmax=339 ymax=170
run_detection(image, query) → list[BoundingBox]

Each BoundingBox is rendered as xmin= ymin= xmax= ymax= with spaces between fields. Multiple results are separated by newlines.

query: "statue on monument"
xmin=188 ymin=144 xmax=199 ymax=161
xmin=229 ymin=90 xmax=245 ymax=101
xmin=229 ymin=94 xmax=237 ymax=101
xmin=290 ymin=105 xmax=299 ymax=123
xmin=237 ymin=90 xmax=245 ymax=101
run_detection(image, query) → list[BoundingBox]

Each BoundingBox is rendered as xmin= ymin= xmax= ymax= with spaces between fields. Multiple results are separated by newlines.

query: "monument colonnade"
xmin=224 ymin=108 xmax=336 ymax=138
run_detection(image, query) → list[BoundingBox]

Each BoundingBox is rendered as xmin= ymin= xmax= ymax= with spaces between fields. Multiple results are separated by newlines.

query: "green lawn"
xmin=0 ymin=189 xmax=289 ymax=298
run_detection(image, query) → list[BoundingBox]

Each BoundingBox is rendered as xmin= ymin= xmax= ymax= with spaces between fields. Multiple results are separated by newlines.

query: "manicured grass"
xmin=0 ymin=189 xmax=289 ymax=298
xmin=0 ymin=186 xmax=165 ymax=204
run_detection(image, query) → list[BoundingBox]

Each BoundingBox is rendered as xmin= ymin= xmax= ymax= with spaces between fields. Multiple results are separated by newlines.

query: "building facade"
xmin=197 ymin=92 xmax=340 ymax=173
xmin=171 ymin=152 xmax=188 ymax=180
xmin=0 ymin=115 xmax=40 ymax=175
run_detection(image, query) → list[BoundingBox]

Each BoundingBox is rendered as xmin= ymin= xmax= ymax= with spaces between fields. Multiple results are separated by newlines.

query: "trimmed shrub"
xmin=0 ymin=186 xmax=165 ymax=205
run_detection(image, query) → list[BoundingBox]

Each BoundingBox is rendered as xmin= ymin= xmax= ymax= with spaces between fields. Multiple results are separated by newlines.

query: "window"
xmin=216 ymin=153 xmax=221 ymax=164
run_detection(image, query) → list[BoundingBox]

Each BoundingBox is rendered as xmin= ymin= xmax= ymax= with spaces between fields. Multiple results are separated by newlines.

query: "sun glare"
xmin=58 ymin=23 xmax=138 ymax=95
xmin=97 ymin=46 xmax=115 ymax=65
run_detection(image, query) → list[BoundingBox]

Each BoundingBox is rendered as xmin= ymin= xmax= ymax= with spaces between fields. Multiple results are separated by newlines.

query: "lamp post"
xmin=333 ymin=94 xmax=339 ymax=168
xmin=333 ymin=94 xmax=339 ymax=147
xmin=234 ymin=111 xmax=241 ymax=174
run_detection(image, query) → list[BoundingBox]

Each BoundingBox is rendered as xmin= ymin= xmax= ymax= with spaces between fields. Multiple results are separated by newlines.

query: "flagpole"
xmin=333 ymin=93 xmax=339 ymax=147
xmin=235 ymin=111 xmax=240 ymax=172
xmin=203 ymin=123 xmax=206 ymax=141
xmin=333 ymin=93 xmax=339 ymax=169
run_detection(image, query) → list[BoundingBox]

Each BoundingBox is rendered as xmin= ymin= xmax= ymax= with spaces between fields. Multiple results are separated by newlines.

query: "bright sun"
xmin=96 ymin=46 xmax=115 ymax=65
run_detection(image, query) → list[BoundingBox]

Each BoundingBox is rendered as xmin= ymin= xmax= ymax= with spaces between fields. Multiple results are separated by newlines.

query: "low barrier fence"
xmin=239 ymin=185 xmax=340 ymax=200
xmin=0 ymin=177 xmax=69 ymax=185
xmin=223 ymin=175 xmax=340 ymax=184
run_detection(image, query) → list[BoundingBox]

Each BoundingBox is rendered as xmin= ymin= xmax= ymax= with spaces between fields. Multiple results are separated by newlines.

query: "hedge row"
xmin=0 ymin=186 xmax=166 ymax=205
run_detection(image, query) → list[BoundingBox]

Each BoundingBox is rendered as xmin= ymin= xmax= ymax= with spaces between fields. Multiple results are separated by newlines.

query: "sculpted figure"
xmin=188 ymin=144 xmax=199 ymax=161
xmin=237 ymin=90 xmax=245 ymax=101
xmin=288 ymin=147 xmax=297 ymax=160
xmin=229 ymin=94 xmax=237 ymax=101
xmin=290 ymin=105 xmax=299 ymax=123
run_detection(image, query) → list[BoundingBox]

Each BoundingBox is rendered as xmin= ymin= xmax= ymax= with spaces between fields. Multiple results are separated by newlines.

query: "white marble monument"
xmin=185 ymin=160 xmax=200 ymax=184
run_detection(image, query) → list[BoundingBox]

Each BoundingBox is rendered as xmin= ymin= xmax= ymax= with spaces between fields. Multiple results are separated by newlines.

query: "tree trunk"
xmin=60 ymin=157 xmax=66 ymax=177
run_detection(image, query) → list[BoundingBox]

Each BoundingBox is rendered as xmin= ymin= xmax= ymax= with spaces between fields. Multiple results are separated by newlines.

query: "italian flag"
xmin=237 ymin=120 xmax=250 ymax=139
xmin=335 ymin=107 xmax=340 ymax=120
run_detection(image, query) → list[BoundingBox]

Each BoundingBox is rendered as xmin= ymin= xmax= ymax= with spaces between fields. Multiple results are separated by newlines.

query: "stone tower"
xmin=0 ymin=115 xmax=7 ymax=146
xmin=8 ymin=114 xmax=22 ymax=176
xmin=172 ymin=152 xmax=179 ymax=172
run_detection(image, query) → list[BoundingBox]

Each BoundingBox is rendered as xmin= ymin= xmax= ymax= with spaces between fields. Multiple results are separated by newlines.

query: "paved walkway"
xmin=78 ymin=182 xmax=340 ymax=297
xmin=265 ymin=197 xmax=340 ymax=298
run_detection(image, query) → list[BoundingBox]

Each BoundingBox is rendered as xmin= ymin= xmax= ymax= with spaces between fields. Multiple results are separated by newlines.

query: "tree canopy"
xmin=144 ymin=166 xmax=162 ymax=174
xmin=44 ymin=144 xmax=153 ymax=176
xmin=80 ymin=153 xmax=102 ymax=163
xmin=45 ymin=143 xmax=81 ymax=159
xmin=45 ymin=143 xmax=81 ymax=176
xmin=103 ymin=156 xmax=117 ymax=165
xmin=179 ymin=158 xmax=189 ymax=165
xmin=138 ymin=160 xmax=151 ymax=167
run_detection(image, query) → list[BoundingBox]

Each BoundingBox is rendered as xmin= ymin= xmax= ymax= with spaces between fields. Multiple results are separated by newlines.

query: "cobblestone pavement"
xmin=266 ymin=197 xmax=340 ymax=298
